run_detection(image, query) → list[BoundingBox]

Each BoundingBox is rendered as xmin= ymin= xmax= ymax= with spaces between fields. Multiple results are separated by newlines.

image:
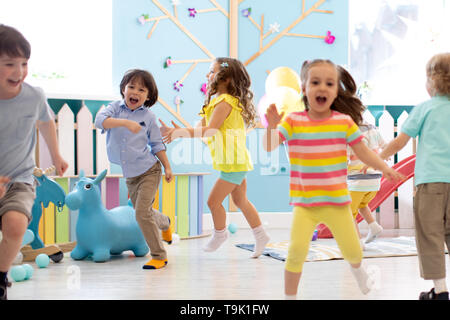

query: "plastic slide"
xmin=317 ymin=155 xmax=416 ymax=239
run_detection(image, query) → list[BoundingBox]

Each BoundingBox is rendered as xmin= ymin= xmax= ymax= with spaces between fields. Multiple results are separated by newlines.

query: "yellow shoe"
xmin=142 ymin=259 xmax=168 ymax=270
xmin=162 ymin=229 xmax=172 ymax=244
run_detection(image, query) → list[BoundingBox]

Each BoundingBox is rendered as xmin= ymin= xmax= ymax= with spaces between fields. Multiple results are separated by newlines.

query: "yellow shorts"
xmin=349 ymin=191 xmax=377 ymax=219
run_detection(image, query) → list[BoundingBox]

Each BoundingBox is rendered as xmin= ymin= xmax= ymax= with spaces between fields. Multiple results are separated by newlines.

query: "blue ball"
xmin=22 ymin=264 xmax=34 ymax=280
xmin=228 ymin=223 xmax=238 ymax=234
xmin=10 ymin=266 xmax=26 ymax=282
xmin=35 ymin=254 xmax=50 ymax=268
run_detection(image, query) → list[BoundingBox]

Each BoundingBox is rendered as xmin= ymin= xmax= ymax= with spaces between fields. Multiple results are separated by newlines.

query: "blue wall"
xmin=112 ymin=0 xmax=349 ymax=212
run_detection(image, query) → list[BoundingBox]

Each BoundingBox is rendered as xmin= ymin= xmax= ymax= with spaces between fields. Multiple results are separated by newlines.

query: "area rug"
xmin=236 ymin=236 xmax=432 ymax=262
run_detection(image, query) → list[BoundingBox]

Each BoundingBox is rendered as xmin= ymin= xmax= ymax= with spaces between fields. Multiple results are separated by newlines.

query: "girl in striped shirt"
xmin=263 ymin=59 xmax=404 ymax=299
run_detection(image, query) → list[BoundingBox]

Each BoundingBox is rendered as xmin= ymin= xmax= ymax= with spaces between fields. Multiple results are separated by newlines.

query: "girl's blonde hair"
xmin=426 ymin=53 xmax=450 ymax=96
xmin=201 ymin=57 xmax=257 ymax=128
xmin=300 ymin=59 xmax=365 ymax=126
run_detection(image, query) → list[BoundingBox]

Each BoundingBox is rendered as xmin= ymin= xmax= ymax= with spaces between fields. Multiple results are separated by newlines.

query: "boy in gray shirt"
xmin=0 ymin=24 xmax=68 ymax=300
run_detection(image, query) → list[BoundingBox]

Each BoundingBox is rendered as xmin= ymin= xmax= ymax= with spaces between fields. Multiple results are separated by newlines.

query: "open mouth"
xmin=129 ymin=97 xmax=139 ymax=104
xmin=7 ymin=79 xmax=21 ymax=86
xmin=316 ymin=96 xmax=327 ymax=104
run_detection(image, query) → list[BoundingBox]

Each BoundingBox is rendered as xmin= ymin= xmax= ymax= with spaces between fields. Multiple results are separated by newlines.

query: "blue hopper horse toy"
xmin=28 ymin=167 xmax=66 ymax=250
xmin=65 ymin=169 xmax=149 ymax=262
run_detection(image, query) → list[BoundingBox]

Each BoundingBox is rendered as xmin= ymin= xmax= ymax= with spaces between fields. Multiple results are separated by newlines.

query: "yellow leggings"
xmin=285 ymin=205 xmax=363 ymax=273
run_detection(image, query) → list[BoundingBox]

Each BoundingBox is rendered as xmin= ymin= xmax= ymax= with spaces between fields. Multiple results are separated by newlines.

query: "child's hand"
xmin=0 ymin=176 xmax=10 ymax=199
xmin=159 ymin=119 xmax=180 ymax=144
xmin=126 ymin=120 xmax=142 ymax=134
xmin=383 ymin=167 xmax=406 ymax=182
xmin=265 ymin=104 xmax=284 ymax=129
xmin=164 ymin=167 xmax=173 ymax=183
xmin=53 ymin=156 xmax=69 ymax=176
xmin=360 ymin=165 xmax=370 ymax=174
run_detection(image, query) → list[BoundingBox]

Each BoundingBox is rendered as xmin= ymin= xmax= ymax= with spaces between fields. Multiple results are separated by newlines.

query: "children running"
xmin=347 ymin=122 xmax=385 ymax=248
xmin=0 ymin=24 xmax=68 ymax=300
xmin=159 ymin=57 xmax=270 ymax=258
xmin=378 ymin=52 xmax=450 ymax=300
xmin=95 ymin=69 xmax=173 ymax=270
xmin=263 ymin=59 xmax=404 ymax=299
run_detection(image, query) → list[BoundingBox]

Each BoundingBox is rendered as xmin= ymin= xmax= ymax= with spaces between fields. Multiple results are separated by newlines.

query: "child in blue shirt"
xmin=0 ymin=24 xmax=68 ymax=300
xmin=95 ymin=69 xmax=173 ymax=270
xmin=379 ymin=52 xmax=450 ymax=300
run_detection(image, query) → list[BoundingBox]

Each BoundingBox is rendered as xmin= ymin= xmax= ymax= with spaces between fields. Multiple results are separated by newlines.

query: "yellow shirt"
xmin=202 ymin=94 xmax=253 ymax=172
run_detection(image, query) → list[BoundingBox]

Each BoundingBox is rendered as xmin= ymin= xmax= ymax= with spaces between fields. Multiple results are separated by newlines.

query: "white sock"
xmin=350 ymin=265 xmax=371 ymax=295
xmin=433 ymin=278 xmax=448 ymax=294
xmin=360 ymin=239 xmax=366 ymax=251
xmin=365 ymin=222 xmax=383 ymax=244
xmin=203 ymin=228 xmax=228 ymax=252
xmin=285 ymin=294 xmax=297 ymax=300
xmin=251 ymin=225 xmax=270 ymax=258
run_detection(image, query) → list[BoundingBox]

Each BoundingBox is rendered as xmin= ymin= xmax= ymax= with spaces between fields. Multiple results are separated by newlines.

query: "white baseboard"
xmin=202 ymin=211 xmax=370 ymax=231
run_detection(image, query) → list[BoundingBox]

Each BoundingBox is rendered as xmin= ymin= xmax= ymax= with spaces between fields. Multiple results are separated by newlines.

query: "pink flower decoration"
xmin=188 ymin=8 xmax=197 ymax=17
xmin=174 ymin=96 xmax=184 ymax=105
xmin=164 ymin=56 xmax=172 ymax=68
xmin=138 ymin=16 xmax=146 ymax=25
xmin=200 ymin=83 xmax=207 ymax=95
xmin=173 ymin=81 xmax=183 ymax=92
xmin=137 ymin=14 xmax=149 ymax=25
xmin=324 ymin=31 xmax=335 ymax=44
xmin=241 ymin=8 xmax=251 ymax=17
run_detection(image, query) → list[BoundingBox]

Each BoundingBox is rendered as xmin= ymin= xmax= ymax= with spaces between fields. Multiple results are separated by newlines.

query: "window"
xmin=349 ymin=0 xmax=450 ymax=105
xmin=0 ymin=0 xmax=113 ymax=98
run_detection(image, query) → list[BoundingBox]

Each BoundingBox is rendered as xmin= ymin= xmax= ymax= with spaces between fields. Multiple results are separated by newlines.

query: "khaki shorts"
xmin=0 ymin=182 xmax=35 ymax=230
xmin=414 ymin=183 xmax=450 ymax=280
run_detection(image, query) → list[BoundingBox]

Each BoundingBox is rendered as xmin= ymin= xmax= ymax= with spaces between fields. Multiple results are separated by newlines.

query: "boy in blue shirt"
xmin=95 ymin=69 xmax=173 ymax=270
xmin=0 ymin=24 xmax=68 ymax=300
xmin=380 ymin=53 xmax=450 ymax=300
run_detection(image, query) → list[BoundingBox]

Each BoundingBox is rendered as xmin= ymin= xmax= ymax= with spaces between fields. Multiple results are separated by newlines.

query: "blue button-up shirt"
xmin=94 ymin=100 xmax=165 ymax=178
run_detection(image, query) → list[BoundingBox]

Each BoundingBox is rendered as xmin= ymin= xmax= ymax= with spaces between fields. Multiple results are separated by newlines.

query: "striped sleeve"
xmin=346 ymin=118 xmax=363 ymax=146
xmin=278 ymin=114 xmax=293 ymax=141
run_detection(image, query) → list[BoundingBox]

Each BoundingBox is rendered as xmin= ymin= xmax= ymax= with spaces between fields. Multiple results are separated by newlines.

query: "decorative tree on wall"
xmin=138 ymin=0 xmax=335 ymax=127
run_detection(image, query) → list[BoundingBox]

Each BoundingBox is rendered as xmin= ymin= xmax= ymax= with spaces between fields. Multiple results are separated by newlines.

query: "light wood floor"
xmin=7 ymin=228 xmax=447 ymax=300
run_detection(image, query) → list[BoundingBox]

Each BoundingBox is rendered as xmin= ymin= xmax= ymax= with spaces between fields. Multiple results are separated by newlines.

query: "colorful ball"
xmin=35 ymin=254 xmax=50 ymax=268
xmin=228 ymin=223 xmax=238 ymax=234
xmin=22 ymin=264 xmax=34 ymax=280
xmin=10 ymin=265 xmax=26 ymax=282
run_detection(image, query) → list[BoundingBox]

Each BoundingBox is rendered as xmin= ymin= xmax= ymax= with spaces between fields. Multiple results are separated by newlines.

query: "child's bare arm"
xmin=351 ymin=141 xmax=405 ymax=182
xmin=379 ymin=133 xmax=411 ymax=160
xmin=263 ymin=104 xmax=284 ymax=152
xmin=36 ymin=120 xmax=68 ymax=176
xmin=160 ymin=101 xmax=232 ymax=143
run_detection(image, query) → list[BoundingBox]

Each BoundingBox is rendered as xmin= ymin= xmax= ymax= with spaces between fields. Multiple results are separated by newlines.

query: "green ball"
xmin=228 ymin=223 xmax=238 ymax=234
xmin=10 ymin=266 xmax=26 ymax=282
xmin=22 ymin=264 xmax=34 ymax=280
xmin=35 ymin=254 xmax=50 ymax=268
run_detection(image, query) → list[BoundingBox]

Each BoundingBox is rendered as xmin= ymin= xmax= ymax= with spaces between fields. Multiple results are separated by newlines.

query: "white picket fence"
xmin=37 ymin=103 xmax=416 ymax=230
xmin=362 ymin=109 xmax=415 ymax=229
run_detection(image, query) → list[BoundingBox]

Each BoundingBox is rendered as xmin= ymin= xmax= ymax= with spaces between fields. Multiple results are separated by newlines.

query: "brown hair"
xmin=300 ymin=59 xmax=365 ymax=126
xmin=119 ymin=69 xmax=158 ymax=107
xmin=201 ymin=57 xmax=257 ymax=128
xmin=426 ymin=53 xmax=450 ymax=96
xmin=0 ymin=24 xmax=31 ymax=59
